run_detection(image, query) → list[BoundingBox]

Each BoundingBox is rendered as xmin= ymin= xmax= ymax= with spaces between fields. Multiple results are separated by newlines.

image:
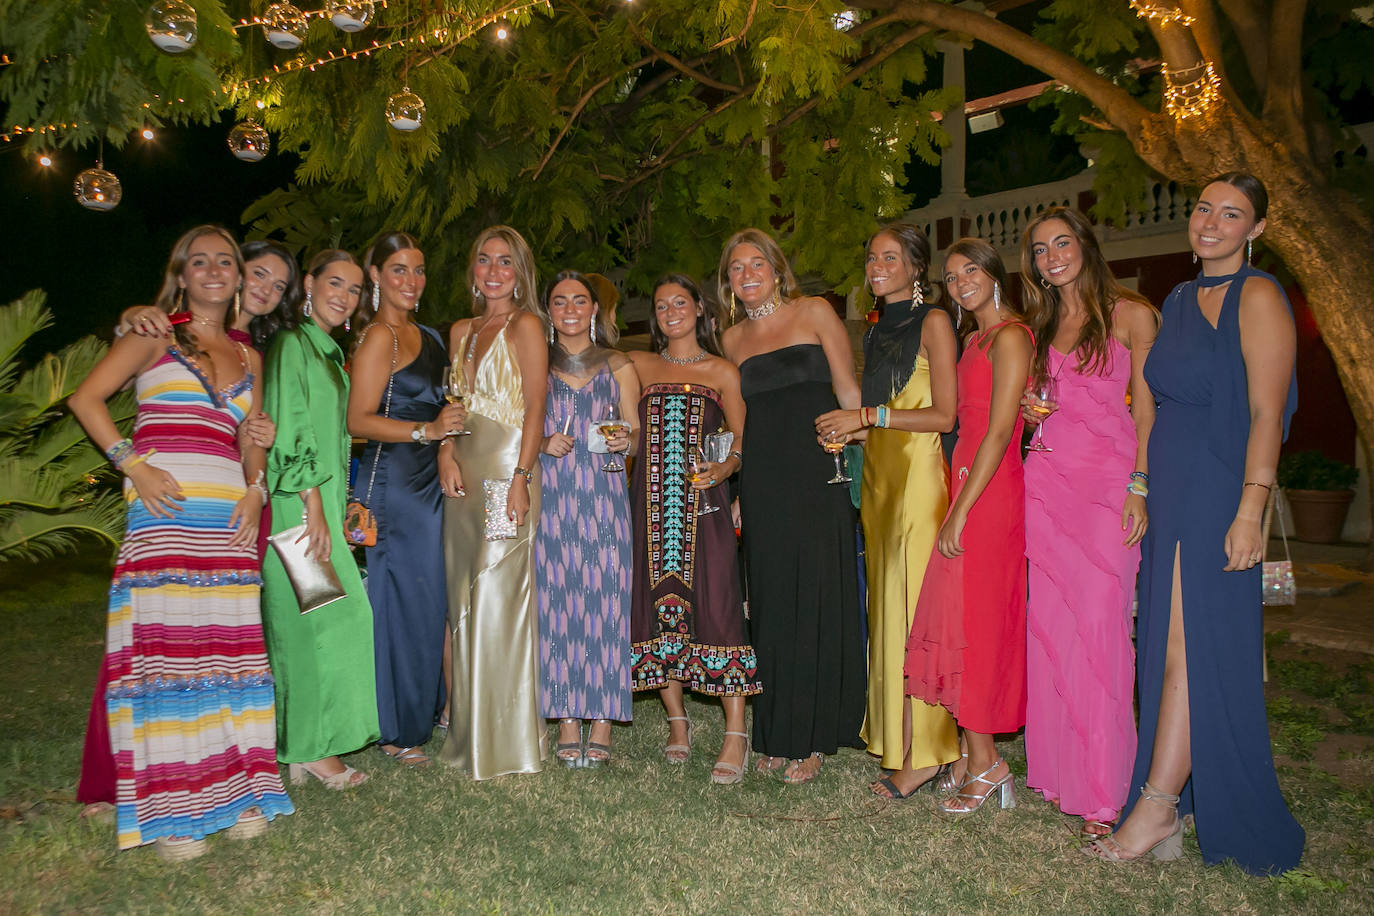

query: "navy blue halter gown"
xmin=1128 ymin=265 xmax=1303 ymax=875
xmin=361 ymin=324 xmax=448 ymax=749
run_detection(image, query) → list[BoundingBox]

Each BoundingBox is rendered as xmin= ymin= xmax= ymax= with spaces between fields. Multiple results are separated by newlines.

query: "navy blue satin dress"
xmin=361 ymin=325 xmax=448 ymax=749
xmin=1128 ymin=266 xmax=1303 ymax=874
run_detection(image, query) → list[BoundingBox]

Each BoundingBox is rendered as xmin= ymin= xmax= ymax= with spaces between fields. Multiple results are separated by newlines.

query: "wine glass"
xmin=441 ymin=365 xmax=472 ymax=436
xmin=1027 ymin=376 xmax=1058 ymax=453
xmin=687 ymin=447 xmax=720 ymax=515
xmin=598 ymin=406 xmax=627 ymax=472
xmin=824 ymin=433 xmax=851 ymax=485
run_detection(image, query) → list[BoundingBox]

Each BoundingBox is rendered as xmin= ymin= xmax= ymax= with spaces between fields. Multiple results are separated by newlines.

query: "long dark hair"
xmin=360 ymin=230 xmax=422 ymax=327
xmin=1206 ymin=171 xmax=1268 ymax=221
xmin=304 ymin=249 xmax=360 ymax=340
xmin=153 ymin=224 xmax=244 ymax=356
xmin=240 ymin=239 xmax=300 ymax=349
xmin=545 ymin=270 xmax=615 ymax=346
xmin=943 ymin=237 xmax=1020 ymax=342
xmin=1019 ymin=207 xmax=1153 ymax=384
xmin=649 ymin=273 xmax=723 ymax=357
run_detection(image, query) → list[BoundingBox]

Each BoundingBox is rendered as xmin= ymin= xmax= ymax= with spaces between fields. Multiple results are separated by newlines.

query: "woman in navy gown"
xmin=1085 ymin=173 xmax=1303 ymax=873
xmin=348 ymin=231 xmax=466 ymax=767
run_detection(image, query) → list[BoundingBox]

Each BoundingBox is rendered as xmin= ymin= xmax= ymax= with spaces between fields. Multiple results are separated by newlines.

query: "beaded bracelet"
xmin=876 ymin=406 xmax=890 ymax=429
xmin=105 ymin=438 xmax=137 ymax=469
xmin=1130 ymin=471 xmax=1149 ymax=483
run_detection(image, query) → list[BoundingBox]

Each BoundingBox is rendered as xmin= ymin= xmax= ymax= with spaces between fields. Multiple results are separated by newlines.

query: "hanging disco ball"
xmin=385 ymin=87 xmax=426 ymax=131
xmin=74 ymin=163 xmax=123 ymax=211
xmin=262 ymin=2 xmax=308 ymax=50
xmin=145 ymin=0 xmax=197 ymax=53
xmin=327 ymin=1 xmax=375 ymax=33
xmin=227 ymin=120 xmax=271 ymax=161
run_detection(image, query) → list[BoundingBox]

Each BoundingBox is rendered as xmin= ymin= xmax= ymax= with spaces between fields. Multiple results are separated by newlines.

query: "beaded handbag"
xmin=1262 ymin=492 xmax=1295 ymax=607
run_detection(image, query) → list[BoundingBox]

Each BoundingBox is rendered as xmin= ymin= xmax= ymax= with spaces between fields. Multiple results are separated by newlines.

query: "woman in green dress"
xmin=262 ymin=249 xmax=380 ymax=788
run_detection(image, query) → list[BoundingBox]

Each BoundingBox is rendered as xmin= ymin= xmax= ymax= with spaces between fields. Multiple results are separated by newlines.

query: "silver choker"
xmin=745 ymin=294 xmax=782 ymax=320
xmin=661 ymin=349 xmax=709 ymax=365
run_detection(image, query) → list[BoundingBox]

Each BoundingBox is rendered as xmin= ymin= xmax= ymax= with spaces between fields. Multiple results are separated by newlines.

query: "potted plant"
xmin=1277 ymin=450 xmax=1359 ymax=543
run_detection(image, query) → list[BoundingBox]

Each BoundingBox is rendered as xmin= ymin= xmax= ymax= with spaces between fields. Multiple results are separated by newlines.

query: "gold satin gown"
xmin=440 ymin=320 xmax=547 ymax=778
xmin=859 ymin=353 xmax=960 ymax=770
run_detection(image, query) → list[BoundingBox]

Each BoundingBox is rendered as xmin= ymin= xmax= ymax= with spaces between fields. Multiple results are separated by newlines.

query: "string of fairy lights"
xmin=19 ymin=0 xmax=1215 ymax=211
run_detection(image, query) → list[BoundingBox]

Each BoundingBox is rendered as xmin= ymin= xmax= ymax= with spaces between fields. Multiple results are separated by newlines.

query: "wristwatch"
xmin=411 ymin=422 xmax=429 ymax=445
xmin=513 ymin=466 xmax=533 ymax=481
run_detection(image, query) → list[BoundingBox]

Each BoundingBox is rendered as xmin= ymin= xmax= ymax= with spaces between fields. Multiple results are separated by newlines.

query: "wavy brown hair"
xmin=648 ymin=273 xmax=723 ymax=357
xmin=153 ymin=224 xmax=244 ymax=356
xmin=1019 ymin=207 xmax=1153 ymax=384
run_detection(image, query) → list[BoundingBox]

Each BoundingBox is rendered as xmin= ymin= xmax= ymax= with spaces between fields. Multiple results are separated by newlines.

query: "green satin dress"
xmin=261 ymin=320 xmax=380 ymax=763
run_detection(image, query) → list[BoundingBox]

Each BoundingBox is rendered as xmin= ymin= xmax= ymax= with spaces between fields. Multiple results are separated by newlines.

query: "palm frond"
xmin=0 ymin=291 xmax=53 ymax=395
xmin=0 ymin=493 xmax=127 ymax=563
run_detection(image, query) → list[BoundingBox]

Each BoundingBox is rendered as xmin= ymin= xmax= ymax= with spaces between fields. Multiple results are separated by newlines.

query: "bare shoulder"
xmin=990 ymin=321 xmax=1033 ymax=356
xmin=1238 ymin=274 xmax=1288 ymax=316
xmin=448 ymin=316 xmax=474 ymax=349
xmin=798 ymin=295 xmax=842 ymax=327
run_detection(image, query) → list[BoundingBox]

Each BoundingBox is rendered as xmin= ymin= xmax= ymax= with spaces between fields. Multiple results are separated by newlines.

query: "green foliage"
xmin=0 ymin=291 xmax=135 ymax=563
xmin=1277 ymin=450 xmax=1361 ymax=491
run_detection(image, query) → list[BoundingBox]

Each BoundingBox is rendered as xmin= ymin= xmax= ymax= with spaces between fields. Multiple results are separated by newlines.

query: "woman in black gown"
xmin=347 ymin=231 xmax=466 ymax=767
xmin=718 ymin=228 xmax=866 ymax=784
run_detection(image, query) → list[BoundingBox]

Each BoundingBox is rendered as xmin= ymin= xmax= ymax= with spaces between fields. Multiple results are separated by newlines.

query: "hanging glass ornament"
xmin=386 ymin=86 xmax=426 ymax=131
xmin=262 ymin=2 xmax=308 ymax=50
xmin=145 ymin=0 xmax=198 ymax=53
xmin=227 ymin=120 xmax=271 ymax=161
xmin=74 ymin=162 xmax=122 ymax=211
xmin=327 ymin=1 xmax=375 ymax=33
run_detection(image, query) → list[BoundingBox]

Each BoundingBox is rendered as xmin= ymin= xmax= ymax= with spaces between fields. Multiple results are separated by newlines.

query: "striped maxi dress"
xmin=105 ymin=347 xmax=291 ymax=849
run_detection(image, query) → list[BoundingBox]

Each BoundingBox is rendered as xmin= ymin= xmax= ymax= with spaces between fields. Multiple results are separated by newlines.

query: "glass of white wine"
xmin=1027 ymin=376 xmax=1058 ymax=453
xmin=441 ymin=365 xmax=472 ymax=436
xmin=598 ymin=406 xmax=629 ymax=472
xmin=824 ymin=432 xmax=851 ymax=485
xmin=687 ymin=447 xmax=720 ymax=515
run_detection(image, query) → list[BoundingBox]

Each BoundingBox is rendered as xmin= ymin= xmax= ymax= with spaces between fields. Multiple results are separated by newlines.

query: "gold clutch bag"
xmin=483 ymin=478 xmax=517 ymax=541
xmin=268 ymin=523 xmax=348 ymax=614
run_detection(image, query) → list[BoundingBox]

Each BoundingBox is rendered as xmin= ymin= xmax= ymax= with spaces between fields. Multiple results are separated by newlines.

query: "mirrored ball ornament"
xmin=227 ymin=120 xmax=271 ymax=162
xmin=327 ymin=1 xmax=375 ymax=33
xmin=262 ymin=2 xmax=308 ymax=50
xmin=145 ymin=0 xmax=198 ymax=53
xmin=386 ymin=87 xmax=426 ymax=132
xmin=74 ymin=163 xmax=123 ymax=211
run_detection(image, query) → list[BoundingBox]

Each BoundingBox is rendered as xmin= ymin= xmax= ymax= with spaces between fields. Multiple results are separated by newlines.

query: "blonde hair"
xmin=717 ymin=228 xmax=799 ymax=322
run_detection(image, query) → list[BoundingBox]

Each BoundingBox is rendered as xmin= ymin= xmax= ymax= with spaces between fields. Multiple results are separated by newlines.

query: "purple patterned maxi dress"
xmin=534 ymin=362 xmax=633 ymax=721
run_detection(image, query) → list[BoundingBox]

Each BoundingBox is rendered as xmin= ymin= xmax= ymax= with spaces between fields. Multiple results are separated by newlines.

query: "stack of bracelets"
xmin=105 ymin=438 xmax=153 ymax=473
xmin=860 ymin=406 xmax=891 ymax=429
xmin=1127 ymin=471 xmax=1149 ymax=497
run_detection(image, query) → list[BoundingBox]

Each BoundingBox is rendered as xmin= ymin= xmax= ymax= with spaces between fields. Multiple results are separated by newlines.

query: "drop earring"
xmin=912 ymin=278 xmax=923 ymax=307
xmin=472 ymin=284 xmax=482 ymax=300
xmin=730 ymin=291 xmax=738 ymax=323
xmin=1247 ymin=237 xmax=1253 ymax=263
xmin=993 ymin=283 xmax=1002 ymax=312
xmin=1192 ymin=252 xmax=1198 ymax=264
xmin=590 ymin=320 xmax=597 ymax=345
xmin=548 ymin=322 xmax=555 ymax=344
xmin=514 ymin=283 xmax=522 ymax=300
xmin=371 ymin=284 xmax=380 ymax=312
xmin=303 ymin=290 xmax=313 ymax=318
xmin=230 ymin=289 xmax=241 ymax=326
xmin=345 ymin=316 xmax=351 ymax=332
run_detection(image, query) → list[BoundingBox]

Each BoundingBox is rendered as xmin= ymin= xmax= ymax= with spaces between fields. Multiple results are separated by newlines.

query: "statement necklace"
xmin=661 ymin=348 xmax=709 ymax=365
xmin=744 ymin=292 xmax=782 ymax=321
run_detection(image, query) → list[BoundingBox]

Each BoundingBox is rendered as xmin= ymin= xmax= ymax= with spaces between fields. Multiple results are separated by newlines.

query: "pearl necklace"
xmin=744 ymin=293 xmax=782 ymax=321
xmin=661 ymin=349 xmax=709 ymax=365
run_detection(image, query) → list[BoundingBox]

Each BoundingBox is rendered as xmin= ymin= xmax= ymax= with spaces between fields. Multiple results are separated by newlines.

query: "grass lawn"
xmin=1 ymin=551 xmax=1371 ymax=914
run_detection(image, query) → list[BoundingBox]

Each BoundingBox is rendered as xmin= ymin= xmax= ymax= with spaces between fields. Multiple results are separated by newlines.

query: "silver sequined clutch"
xmin=484 ymin=478 xmax=517 ymax=541
xmin=704 ymin=430 xmax=734 ymax=463
xmin=268 ymin=523 xmax=348 ymax=614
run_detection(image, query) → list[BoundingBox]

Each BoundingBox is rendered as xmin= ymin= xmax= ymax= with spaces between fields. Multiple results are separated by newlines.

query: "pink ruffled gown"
xmin=1023 ymin=338 xmax=1139 ymax=823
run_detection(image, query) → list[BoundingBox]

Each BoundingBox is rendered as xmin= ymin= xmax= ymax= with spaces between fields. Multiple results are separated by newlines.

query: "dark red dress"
xmin=903 ymin=321 xmax=1029 ymax=735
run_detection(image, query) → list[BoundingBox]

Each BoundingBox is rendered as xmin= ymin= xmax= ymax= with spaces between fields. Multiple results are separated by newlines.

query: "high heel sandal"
xmin=781 ymin=752 xmax=825 ymax=785
xmin=710 ymin=731 xmax=750 ymax=785
xmin=555 ymin=718 xmax=584 ymax=769
xmin=584 ymin=719 xmax=613 ymax=769
xmin=871 ymin=762 xmax=951 ymax=800
xmin=380 ymin=745 xmax=431 ymax=769
xmin=664 ymin=715 xmax=693 ymax=764
xmin=938 ymin=752 xmax=968 ymax=794
xmin=288 ymin=760 xmax=368 ymax=790
xmin=1081 ymin=783 xmax=1183 ymax=862
xmin=939 ymin=758 xmax=1015 ymax=816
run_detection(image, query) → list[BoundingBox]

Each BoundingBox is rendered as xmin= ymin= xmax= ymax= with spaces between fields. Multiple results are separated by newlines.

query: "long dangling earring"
xmin=548 ymin=322 xmax=555 ymax=345
xmin=414 ymin=299 xmax=420 ymax=314
xmin=345 ymin=316 xmax=351 ymax=332
xmin=1247 ymin=237 xmax=1253 ymax=263
xmin=993 ymin=283 xmax=1002 ymax=312
xmin=230 ymin=289 xmax=241 ymax=326
xmin=303 ymin=290 xmax=313 ymax=318
xmin=371 ymin=284 xmax=380 ymax=313
xmin=589 ymin=319 xmax=597 ymax=345
xmin=173 ymin=287 xmax=186 ymax=313
xmin=729 ymin=291 xmax=738 ymax=323
xmin=912 ymin=278 xmax=923 ymax=307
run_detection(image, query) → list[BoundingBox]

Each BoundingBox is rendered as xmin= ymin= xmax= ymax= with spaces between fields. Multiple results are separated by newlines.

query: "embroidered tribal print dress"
xmin=105 ymin=347 xmax=291 ymax=850
xmin=629 ymin=383 xmax=760 ymax=697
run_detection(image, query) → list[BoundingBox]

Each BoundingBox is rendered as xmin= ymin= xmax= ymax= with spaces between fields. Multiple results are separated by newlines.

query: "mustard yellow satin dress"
xmin=440 ymin=321 xmax=547 ymax=778
xmin=859 ymin=353 xmax=961 ymax=770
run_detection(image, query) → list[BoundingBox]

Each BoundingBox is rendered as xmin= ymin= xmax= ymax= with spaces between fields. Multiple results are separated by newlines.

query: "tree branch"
xmin=1212 ymin=0 xmax=1268 ymax=89
xmin=527 ymin=54 xmax=655 ymax=181
xmin=1264 ymin=0 xmax=1309 ymax=156
xmin=771 ymin=25 xmax=931 ymax=134
xmin=616 ymin=89 xmax=755 ymax=195
xmin=626 ymin=20 xmax=743 ymax=93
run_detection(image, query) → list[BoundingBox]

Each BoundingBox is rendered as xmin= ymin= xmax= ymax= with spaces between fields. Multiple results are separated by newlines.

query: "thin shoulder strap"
xmin=360 ymin=325 xmax=399 ymax=504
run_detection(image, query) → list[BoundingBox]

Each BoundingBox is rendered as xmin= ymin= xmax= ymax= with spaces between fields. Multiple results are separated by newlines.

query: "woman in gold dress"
xmin=815 ymin=223 xmax=962 ymax=797
xmin=437 ymin=225 xmax=549 ymax=779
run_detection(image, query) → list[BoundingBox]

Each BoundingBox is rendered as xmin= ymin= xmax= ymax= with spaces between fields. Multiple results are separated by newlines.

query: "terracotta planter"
xmin=1283 ymin=488 xmax=1355 ymax=544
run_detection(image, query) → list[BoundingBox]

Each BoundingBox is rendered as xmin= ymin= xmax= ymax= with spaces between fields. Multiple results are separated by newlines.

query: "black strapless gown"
xmin=739 ymin=344 xmax=865 ymax=759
